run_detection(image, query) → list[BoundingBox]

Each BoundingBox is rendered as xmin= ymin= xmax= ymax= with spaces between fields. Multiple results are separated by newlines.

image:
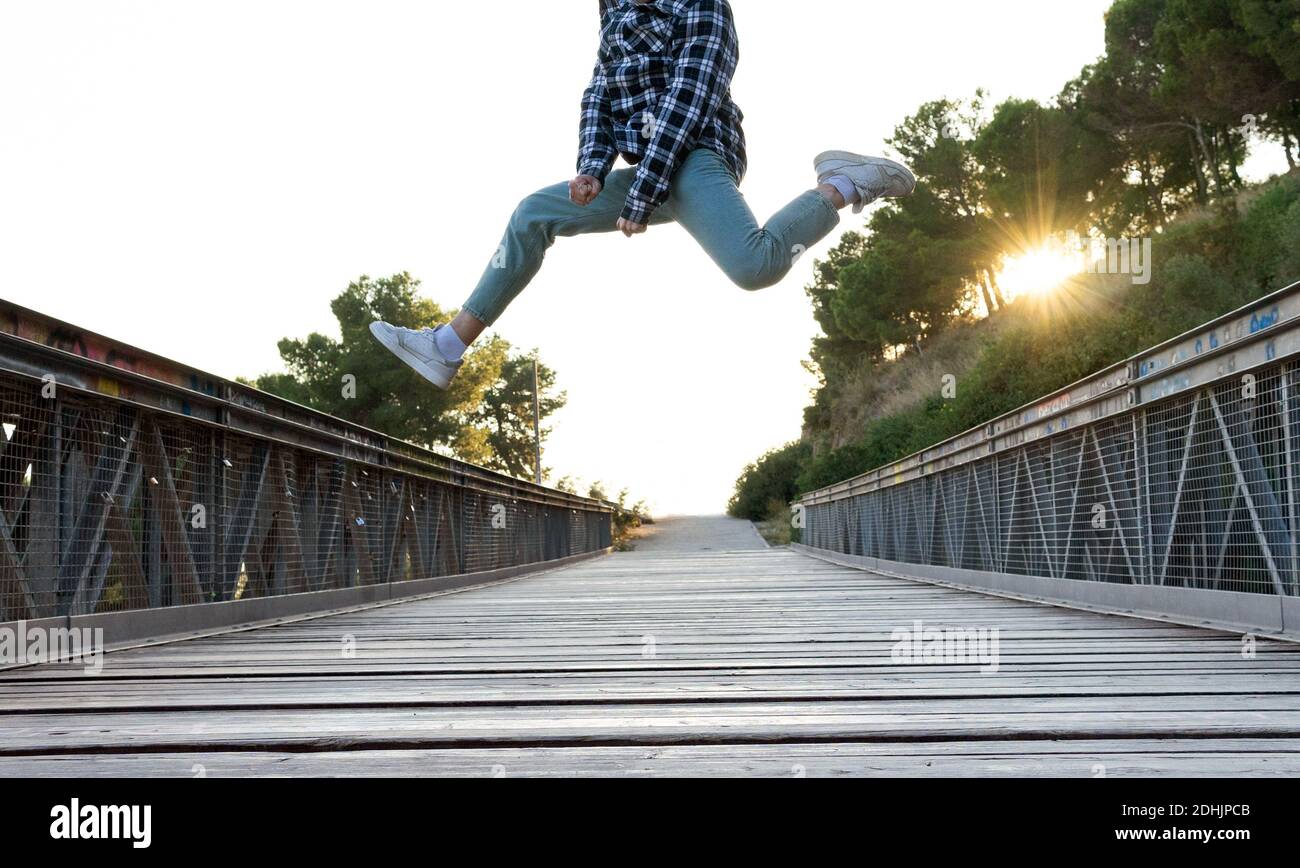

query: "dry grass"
xmin=821 ymin=313 xmax=1012 ymax=449
xmin=754 ymin=515 xmax=793 ymax=547
xmin=750 ymin=501 xmax=795 ymax=546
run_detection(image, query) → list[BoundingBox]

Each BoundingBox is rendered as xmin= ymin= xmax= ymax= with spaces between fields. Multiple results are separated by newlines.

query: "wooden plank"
xmin=2 ymin=672 xmax=1300 ymax=714
xmin=4 ymin=740 xmax=1300 ymax=778
xmin=7 ymin=699 xmax=1300 ymax=754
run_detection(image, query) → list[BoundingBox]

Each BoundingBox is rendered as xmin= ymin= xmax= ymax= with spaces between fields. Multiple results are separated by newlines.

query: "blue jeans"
xmin=462 ymin=147 xmax=841 ymax=325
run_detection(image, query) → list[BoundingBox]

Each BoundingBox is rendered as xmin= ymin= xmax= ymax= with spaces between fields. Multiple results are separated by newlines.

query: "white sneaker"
xmin=368 ymin=321 xmax=462 ymax=390
xmin=815 ymin=150 xmax=917 ymax=214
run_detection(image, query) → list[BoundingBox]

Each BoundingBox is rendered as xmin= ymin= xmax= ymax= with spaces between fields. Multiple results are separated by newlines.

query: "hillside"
xmin=730 ymin=0 xmax=1300 ymax=523
xmin=731 ymin=169 xmax=1300 ymax=521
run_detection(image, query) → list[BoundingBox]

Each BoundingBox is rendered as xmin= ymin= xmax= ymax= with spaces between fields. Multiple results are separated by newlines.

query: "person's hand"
xmin=617 ymin=217 xmax=647 ymax=237
xmin=569 ymin=175 xmax=602 ymax=206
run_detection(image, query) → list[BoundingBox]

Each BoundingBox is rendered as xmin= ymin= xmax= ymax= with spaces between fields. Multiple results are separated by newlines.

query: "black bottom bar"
xmin=6 ymin=778 xmax=1288 ymax=854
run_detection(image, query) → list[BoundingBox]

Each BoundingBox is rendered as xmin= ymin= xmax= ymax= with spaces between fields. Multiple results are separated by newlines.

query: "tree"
xmin=470 ymin=353 xmax=566 ymax=480
xmin=884 ymin=96 xmax=1005 ymax=319
xmin=1236 ymin=0 xmax=1300 ymax=82
xmin=1155 ymin=0 xmax=1286 ymax=187
xmin=808 ymin=97 xmax=993 ymax=365
xmin=1206 ymin=0 xmax=1300 ymax=168
xmin=785 ymin=0 xmax=1300 ymax=507
xmin=803 ymin=97 xmax=998 ymax=432
xmin=728 ymin=442 xmax=812 ymax=521
xmin=806 ymin=231 xmax=876 ymax=373
xmin=254 ymin=273 xmax=566 ymax=477
xmin=888 ymin=95 xmax=988 ymax=222
xmin=829 ymin=208 xmax=973 ymax=354
xmin=974 ymin=98 xmax=1122 ymax=243
xmin=1078 ymin=1 xmax=1207 ymax=221
xmin=1065 ymin=0 xmax=1293 ymax=228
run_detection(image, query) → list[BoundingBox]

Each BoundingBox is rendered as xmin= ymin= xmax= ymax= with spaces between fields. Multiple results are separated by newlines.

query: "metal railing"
xmin=797 ymin=280 xmax=1300 ymax=619
xmin=0 ymin=299 xmax=613 ymax=622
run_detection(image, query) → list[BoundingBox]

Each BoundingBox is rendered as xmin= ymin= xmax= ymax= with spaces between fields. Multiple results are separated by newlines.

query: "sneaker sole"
xmin=369 ymin=322 xmax=456 ymax=390
xmin=814 ymin=150 xmax=917 ymax=196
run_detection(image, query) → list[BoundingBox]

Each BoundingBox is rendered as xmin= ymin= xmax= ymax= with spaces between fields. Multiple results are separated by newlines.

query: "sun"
xmin=997 ymin=242 xmax=1082 ymax=300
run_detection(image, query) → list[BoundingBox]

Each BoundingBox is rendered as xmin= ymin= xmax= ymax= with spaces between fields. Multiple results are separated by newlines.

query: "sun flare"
xmin=996 ymin=243 xmax=1081 ymax=301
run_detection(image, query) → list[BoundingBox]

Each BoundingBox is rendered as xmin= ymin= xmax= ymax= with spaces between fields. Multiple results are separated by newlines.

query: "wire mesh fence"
xmin=800 ymin=287 xmax=1300 ymax=599
xmin=0 ymin=354 xmax=613 ymax=622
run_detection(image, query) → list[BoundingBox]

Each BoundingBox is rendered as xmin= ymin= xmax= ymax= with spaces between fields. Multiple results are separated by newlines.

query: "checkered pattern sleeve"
xmin=621 ymin=0 xmax=739 ymax=225
xmin=577 ymin=61 xmax=618 ymax=184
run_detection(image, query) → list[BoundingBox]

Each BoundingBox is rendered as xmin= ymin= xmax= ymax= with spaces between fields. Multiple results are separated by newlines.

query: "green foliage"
xmin=754 ymin=505 xmax=797 ymax=546
xmin=975 ymin=97 xmax=1119 ymax=236
xmin=755 ymin=0 xmax=1300 ymax=511
xmin=1236 ymin=176 xmax=1300 ymax=287
xmin=253 ymin=273 xmax=566 ymax=479
xmin=610 ymin=488 xmax=651 ymax=551
xmin=784 ymin=176 xmax=1300 ymax=495
xmin=728 ymin=442 xmax=812 ymax=521
xmin=796 ymin=416 xmax=916 ymax=493
xmin=472 ymin=353 xmax=566 ymax=480
xmin=808 ymin=0 xmax=1299 ymax=409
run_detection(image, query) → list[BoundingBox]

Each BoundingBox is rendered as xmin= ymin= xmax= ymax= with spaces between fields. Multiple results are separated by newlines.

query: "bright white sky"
xmin=4 ymin=0 xmax=1279 ymax=514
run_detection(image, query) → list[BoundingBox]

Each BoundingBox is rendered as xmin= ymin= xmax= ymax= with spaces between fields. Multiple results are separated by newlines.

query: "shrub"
xmin=728 ymin=442 xmax=811 ymax=521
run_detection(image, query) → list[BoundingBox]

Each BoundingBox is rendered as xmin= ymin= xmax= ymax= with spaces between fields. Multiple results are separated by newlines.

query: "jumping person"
xmin=370 ymin=0 xmax=916 ymax=389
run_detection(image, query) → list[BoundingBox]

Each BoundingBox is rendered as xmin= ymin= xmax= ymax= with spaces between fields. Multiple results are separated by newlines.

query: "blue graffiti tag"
xmin=1251 ymin=307 xmax=1281 ymax=334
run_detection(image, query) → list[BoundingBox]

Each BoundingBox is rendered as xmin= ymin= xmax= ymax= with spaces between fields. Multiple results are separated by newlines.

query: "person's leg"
xmin=665 ymin=148 xmax=843 ymax=292
xmin=452 ymin=168 xmax=673 ymax=343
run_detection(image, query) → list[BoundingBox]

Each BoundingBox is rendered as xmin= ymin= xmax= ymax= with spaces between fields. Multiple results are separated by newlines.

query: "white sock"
xmin=825 ymin=174 xmax=860 ymax=207
xmin=435 ymin=325 xmax=467 ymax=362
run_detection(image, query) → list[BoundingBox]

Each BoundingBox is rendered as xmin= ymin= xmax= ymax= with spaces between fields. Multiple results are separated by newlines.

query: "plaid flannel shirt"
xmin=578 ymin=0 xmax=747 ymax=225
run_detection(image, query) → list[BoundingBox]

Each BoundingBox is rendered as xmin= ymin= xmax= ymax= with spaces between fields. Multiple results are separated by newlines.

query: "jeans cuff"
xmin=815 ymin=189 xmax=842 ymax=224
xmin=461 ymin=303 xmax=495 ymax=327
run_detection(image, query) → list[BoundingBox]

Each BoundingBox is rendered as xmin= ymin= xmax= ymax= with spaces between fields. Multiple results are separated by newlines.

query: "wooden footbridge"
xmin=2 ymin=516 xmax=1299 ymax=778
xmin=3 ymin=289 xmax=1300 ymax=778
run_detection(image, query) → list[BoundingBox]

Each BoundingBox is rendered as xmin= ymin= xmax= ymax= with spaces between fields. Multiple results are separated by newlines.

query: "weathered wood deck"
xmin=3 ymin=517 xmax=1300 ymax=777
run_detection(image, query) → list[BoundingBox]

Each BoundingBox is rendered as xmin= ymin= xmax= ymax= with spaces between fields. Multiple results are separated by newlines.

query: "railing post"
xmin=1284 ymin=366 xmax=1299 ymax=596
xmin=214 ymin=427 xmax=227 ymax=604
xmin=1138 ymin=410 xmax=1151 ymax=586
